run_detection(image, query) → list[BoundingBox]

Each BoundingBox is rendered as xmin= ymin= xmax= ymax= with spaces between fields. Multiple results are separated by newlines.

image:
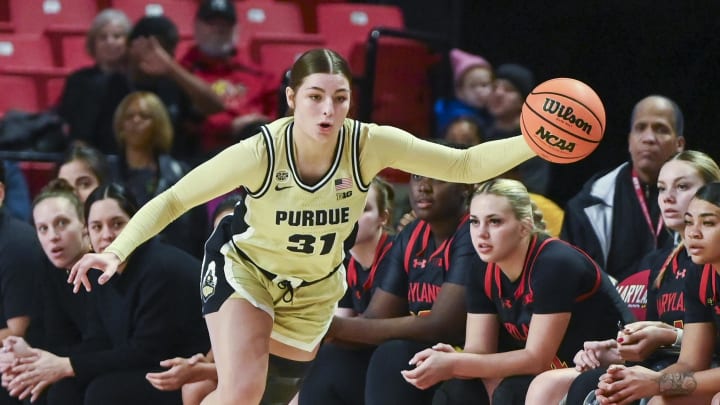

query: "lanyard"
xmin=631 ymin=169 xmax=664 ymax=245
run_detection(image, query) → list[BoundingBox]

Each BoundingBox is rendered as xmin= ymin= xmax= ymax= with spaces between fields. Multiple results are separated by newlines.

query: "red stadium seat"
xmin=235 ymin=1 xmax=304 ymax=48
xmin=112 ymin=0 xmax=197 ymax=37
xmin=315 ymin=3 xmax=403 ymax=62
xmin=247 ymin=32 xmax=325 ymax=84
xmin=5 ymin=0 xmax=98 ymax=34
xmin=18 ymin=161 xmax=57 ymax=200
xmin=277 ymin=0 xmax=344 ymax=33
xmin=0 ymin=34 xmax=54 ymax=69
xmin=44 ymin=27 xmax=94 ymax=69
xmin=0 ymin=74 xmax=43 ymax=116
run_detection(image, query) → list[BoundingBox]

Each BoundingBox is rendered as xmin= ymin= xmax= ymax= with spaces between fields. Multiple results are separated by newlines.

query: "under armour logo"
xmin=676 ymin=269 xmax=687 ymax=279
xmin=413 ymin=258 xmax=427 ymax=268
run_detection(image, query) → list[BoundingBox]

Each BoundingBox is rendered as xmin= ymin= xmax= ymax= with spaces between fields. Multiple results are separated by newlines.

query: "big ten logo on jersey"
xmin=335 ymin=177 xmax=353 ymax=200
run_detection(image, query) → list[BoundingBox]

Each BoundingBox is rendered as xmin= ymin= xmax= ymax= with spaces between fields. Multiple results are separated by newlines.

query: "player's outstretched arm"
xmin=67 ymin=252 xmax=121 ymax=293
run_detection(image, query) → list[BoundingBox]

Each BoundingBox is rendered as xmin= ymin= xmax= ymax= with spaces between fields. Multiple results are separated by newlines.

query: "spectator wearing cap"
xmin=486 ymin=63 xmax=551 ymax=195
xmin=434 ymin=48 xmax=493 ymax=137
xmin=180 ymin=0 xmax=278 ymax=156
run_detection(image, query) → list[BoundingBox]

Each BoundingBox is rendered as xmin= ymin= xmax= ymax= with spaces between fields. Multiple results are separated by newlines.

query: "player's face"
xmin=87 ymin=198 xmax=130 ymax=254
xmin=628 ymin=98 xmax=684 ymax=181
xmin=409 ymin=175 xmax=467 ymax=222
xmin=469 ymin=193 xmax=529 ymax=264
xmin=58 ymin=159 xmax=100 ymax=203
xmin=93 ymin=21 xmax=127 ymax=68
xmin=684 ymin=197 xmax=720 ymax=268
xmin=355 ymin=186 xmax=386 ymax=245
xmin=286 ymin=73 xmax=350 ymax=144
xmin=457 ymin=66 xmax=492 ymax=108
xmin=33 ymin=197 xmax=87 ymax=270
xmin=657 ymin=159 xmax=705 ymax=232
xmin=120 ymin=98 xmax=154 ymax=150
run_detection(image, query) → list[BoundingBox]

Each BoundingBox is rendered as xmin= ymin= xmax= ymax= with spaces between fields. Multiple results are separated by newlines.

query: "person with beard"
xmin=180 ymin=0 xmax=279 ymax=156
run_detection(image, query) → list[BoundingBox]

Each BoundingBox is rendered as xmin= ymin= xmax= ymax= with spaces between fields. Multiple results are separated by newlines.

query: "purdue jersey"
xmin=232 ymin=119 xmax=370 ymax=281
xmin=104 ymin=116 xmax=535 ymax=283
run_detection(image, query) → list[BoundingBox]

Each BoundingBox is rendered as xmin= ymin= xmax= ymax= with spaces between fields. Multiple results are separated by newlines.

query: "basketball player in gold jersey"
xmin=69 ymin=48 xmax=538 ymax=405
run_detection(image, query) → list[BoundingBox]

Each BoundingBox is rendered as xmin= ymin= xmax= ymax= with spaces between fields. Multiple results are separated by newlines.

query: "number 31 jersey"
xmin=232 ymin=117 xmax=369 ymax=281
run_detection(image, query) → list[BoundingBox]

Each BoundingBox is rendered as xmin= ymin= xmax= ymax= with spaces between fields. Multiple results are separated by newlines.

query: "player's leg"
xmin=201 ymin=297 xmax=273 ymax=405
xmin=525 ymin=368 xmax=581 ymax=405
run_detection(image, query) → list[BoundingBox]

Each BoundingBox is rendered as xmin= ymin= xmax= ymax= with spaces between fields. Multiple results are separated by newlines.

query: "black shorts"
xmin=199 ymin=215 xmax=236 ymax=316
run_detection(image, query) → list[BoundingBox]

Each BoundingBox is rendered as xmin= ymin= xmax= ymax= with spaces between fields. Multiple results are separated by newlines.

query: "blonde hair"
xmin=653 ymin=150 xmax=720 ymax=288
xmin=113 ymin=91 xmax=174 ymax=153
xmin=472 ymin=178 xmax=547 ymax=234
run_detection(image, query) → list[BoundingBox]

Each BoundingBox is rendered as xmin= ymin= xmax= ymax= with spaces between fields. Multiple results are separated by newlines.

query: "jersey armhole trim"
xmin=352 ymin=120 xmax=370 ymax=192
xmin=246 ymin=125 xmax=275 ymax=198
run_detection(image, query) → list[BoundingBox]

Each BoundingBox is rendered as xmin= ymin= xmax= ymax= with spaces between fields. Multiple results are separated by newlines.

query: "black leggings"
xmin=46 ymin=371 xmax=181 ymax=405
xmin=432 ymin=375 xmax=535 ymax=405
xmin=365 ymin=339 xmax=437 ymax=405
xmin=299 ymin=343 xmax=374 ymax=405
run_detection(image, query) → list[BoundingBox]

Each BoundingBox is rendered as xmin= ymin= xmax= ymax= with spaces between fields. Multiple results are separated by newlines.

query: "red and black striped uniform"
xmin=338 ymin=232 xmax=395 ymax=314
xmin=468 ymin=234 xmax=631 ymax=368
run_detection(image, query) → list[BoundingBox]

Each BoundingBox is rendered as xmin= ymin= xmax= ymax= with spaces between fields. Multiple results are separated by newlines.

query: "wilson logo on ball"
xmin=541 ymin=98 xmax=593 ymax=135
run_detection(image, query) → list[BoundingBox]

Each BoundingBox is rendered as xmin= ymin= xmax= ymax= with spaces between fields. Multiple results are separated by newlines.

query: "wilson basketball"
xmin=521 ymin=78 xmax=605 ymax=164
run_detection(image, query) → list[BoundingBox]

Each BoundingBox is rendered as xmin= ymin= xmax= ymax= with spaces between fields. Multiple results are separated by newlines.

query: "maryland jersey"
xmin=231 ymin=118 xmax=370 ymax=281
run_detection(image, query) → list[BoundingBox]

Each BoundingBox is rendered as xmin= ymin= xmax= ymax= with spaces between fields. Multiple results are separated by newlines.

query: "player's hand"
xmin=131 ymin=36 xmax=174 ymax=76
xmin=67 ymin=252 xmax=121 ymax=293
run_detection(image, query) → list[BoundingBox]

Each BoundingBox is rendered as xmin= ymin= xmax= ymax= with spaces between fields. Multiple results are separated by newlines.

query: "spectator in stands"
xmin=442 ymin=115 xmax=485 ymax=147
xmin=486 ymin=63 xmax=550 ymax=195
xmin=434 ymin=49 xmax=493 ymax=136
xmin=112 ymin=91 xmax=208 ymax=257
xmin=55 ymin=9 xmax=132 ymax=155
xmin=57 ymin=144 xmax=113 ymax=203
xmin=3 ymin=181 xmax=209 ymax=404
xmin=126 ymin=15 xmax=224 ymax=160
xmin=561 ymin=95 xmax=685 ymax=282
xmin=0 ymin=163 xmax=44 ymax=405
xmin=180 ymin=0 xmax=278 ymax=156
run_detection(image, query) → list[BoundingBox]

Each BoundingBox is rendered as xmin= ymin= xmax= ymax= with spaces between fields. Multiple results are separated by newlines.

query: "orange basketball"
xmin=521 ymin=78 xmax=605 ymax=164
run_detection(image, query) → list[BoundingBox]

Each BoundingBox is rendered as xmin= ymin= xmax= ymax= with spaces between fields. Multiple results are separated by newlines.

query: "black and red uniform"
xmin=566 ymin=244 xmax=695 ymax=403
xmin=338 ymin=232 xmax=394 ymax=314
xmin=300 ymin=217 xmax=481 ymax=405
xmin=438 ymin=234 xmax=632 ymax=405
xmin=684 ymin=262 xmax=720 ymax=338
xmin=469 ymin=234 xmax=629 ymax=368
xmin=379 ymin=217 xmax=475 ymax=317
xmin=645 ymin=246 xmax=691 ymax=329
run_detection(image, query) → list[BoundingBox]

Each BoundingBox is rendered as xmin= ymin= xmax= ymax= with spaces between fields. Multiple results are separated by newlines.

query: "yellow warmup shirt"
xmin=105 ymin=117 xmax=535 ymax=281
